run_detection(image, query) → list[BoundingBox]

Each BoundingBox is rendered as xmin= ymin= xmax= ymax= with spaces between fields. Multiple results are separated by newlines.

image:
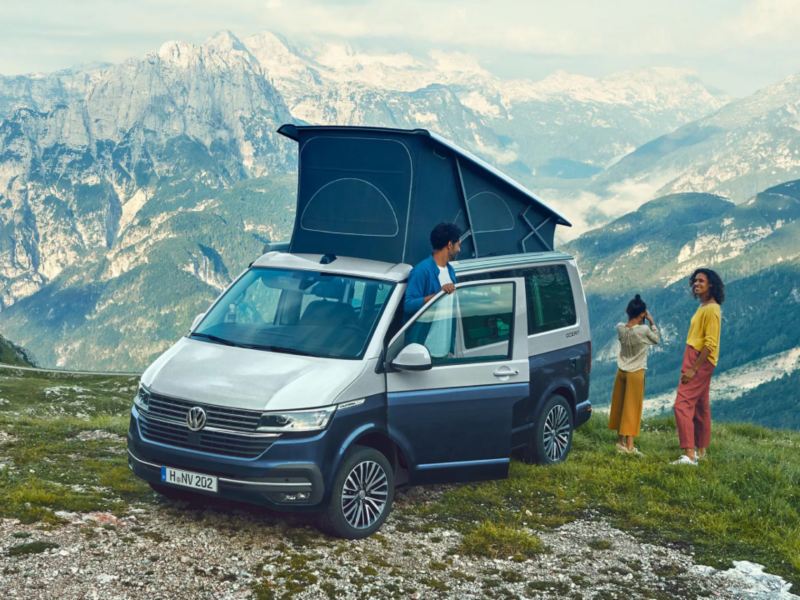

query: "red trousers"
xmin=674 ymin=345 xmax=715 ymax=449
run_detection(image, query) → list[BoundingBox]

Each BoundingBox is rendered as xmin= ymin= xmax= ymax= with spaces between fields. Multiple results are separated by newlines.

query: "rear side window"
xmin=526 ymin=266 xmax=576 ymax=334
xmin=459 ymin=264 xmax=577 ymax=335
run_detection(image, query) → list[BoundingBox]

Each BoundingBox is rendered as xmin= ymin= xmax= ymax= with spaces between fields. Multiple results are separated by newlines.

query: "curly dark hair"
xmin=690 ymin=268 xmax=725 ymax=304
xmin=626 ymin=294 xmax=647 ymax=320
xmin=430 ymin=222 xmax=462 ymax=250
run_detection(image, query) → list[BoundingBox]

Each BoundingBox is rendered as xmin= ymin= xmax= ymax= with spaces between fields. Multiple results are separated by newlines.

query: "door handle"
xmin=493 ymin=366 xmax=519 ymax=378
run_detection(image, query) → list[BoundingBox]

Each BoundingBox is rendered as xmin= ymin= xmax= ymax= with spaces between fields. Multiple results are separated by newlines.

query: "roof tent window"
xmin=298 ymin=136 xmax=412 ymax=239
xmin=301 ymin=178 xmax=399 ymax=236
xmin=468 ymin=192 xmax=515 ymax=234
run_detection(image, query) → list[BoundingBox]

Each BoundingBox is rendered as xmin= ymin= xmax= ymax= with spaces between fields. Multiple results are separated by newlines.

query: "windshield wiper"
xmin=190 ymin=332 xmax=238 ymax=347
xmin=246 ymin=344 xmax=316 ymax=357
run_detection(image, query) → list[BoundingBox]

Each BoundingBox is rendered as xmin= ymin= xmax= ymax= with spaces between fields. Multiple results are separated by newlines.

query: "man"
xmin=404 ymin=222 xmax=461 ymax=320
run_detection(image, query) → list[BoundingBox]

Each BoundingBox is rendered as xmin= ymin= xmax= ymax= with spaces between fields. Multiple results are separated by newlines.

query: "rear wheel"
xmin=523 ymin=395 xmax=574 ymax=464
xmin=320 ymin=446 xmax=394 ymax=539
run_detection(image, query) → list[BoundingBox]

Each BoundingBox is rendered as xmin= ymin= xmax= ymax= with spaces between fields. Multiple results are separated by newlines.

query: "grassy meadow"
xmin=0 ymin=366 xmax=797 ymax=586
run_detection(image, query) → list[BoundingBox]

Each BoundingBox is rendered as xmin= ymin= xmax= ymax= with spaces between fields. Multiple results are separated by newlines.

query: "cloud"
xmin=546 ymin=172 xmax=675 ymax=241
xmin=2 ymin=0 xmax=799 ymax=96
xmin=725 ymin=0 xmax=800 ymax=40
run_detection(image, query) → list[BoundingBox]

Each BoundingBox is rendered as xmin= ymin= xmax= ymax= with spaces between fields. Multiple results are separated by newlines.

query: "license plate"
xmin=160 ymin=466 xmax=218 ymax=493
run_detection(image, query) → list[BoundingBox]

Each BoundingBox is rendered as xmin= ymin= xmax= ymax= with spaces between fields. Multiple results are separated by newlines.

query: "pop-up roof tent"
xmin=278 ymin=124 xmax=571 ymax=266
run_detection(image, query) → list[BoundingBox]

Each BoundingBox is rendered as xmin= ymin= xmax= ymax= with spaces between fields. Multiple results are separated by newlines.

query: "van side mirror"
xmin=190 ymin=313 xmax=205 ymax=330
xmin=390 ymin=343 xmax=432 ymax=371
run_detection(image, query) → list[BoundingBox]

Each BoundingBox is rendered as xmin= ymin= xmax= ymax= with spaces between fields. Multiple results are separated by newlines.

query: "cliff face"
xmin=0 ymin=31 xmax=735 ymax=369
xmin=0 ymin=31 xmax=728 ymax=314
xmin=0 ymin=31 xmax=295 ymax=311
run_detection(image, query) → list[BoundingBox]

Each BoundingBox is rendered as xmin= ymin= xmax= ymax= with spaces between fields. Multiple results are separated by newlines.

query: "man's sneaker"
xmin=670 ymin=455 xmax=698 ymax=466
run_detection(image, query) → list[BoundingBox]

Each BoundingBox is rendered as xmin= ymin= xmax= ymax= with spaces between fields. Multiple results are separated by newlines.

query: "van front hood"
xmin=141 ymin=337 xmax=365 ymax=412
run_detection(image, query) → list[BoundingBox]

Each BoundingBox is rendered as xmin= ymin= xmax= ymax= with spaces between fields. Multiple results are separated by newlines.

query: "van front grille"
xmin=138 ymin=393 xmax=273 ymax=458
xmin=138 ymin=412 xmax=274 ymax=458
xmin=147 ymin=393 xmax=262 ymax=432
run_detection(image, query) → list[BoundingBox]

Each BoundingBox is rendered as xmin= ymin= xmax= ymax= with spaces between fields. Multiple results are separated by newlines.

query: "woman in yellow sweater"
xmin=672 ymin=268 xmax=725 ymax=466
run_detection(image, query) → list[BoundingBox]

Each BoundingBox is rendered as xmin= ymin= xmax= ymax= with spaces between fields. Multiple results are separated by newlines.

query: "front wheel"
xmin=524 ymin=395 xmax=574 ymax=464
xmin=320 ymin=446 xmax=394 ymax=539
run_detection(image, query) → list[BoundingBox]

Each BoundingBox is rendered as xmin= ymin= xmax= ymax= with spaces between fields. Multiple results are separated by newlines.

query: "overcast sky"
xmin=2 ymin=0 xmax=799 ymax=96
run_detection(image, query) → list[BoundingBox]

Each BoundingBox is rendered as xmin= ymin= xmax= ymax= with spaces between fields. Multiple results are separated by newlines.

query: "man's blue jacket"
xmin=404 ymin=255 xmax=457 ymax=319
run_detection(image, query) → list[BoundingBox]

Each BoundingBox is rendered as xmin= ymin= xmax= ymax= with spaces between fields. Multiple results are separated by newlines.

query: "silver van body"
xmin=128 ymin=250 xmax=591 ymax=538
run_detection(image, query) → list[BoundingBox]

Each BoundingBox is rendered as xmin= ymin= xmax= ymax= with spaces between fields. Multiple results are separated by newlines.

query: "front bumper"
xmin=127 ymin=405 xmax=326 ymax=510
xmin=127 ymin=447 xmax=323 ymax=508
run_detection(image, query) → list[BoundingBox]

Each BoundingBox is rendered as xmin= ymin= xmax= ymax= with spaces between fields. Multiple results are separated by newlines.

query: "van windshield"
xmin=191 ymin=268 xmax=396 ymax=360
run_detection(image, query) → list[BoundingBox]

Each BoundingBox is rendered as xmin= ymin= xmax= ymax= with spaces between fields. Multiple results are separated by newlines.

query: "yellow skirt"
xmin=608 ymin=368 xmax=645 ymax=437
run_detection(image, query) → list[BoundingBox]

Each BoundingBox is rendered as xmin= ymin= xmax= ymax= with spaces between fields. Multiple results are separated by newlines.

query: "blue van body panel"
xmin=387 ymin=382 xmax=529 ymax=483
xmin=510 ymin=341 xmax=592 ymax=449
xmin=128 ymin=395 xmax=389 ymax=510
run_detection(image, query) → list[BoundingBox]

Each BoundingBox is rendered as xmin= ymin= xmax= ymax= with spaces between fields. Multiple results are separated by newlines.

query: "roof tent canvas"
xmin=278 ymin=124 xmax=571 ymax=266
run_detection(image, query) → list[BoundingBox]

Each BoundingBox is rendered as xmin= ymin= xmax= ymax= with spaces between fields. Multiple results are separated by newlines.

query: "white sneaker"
xmin=670 ymin=455 xmax=697 ymax=466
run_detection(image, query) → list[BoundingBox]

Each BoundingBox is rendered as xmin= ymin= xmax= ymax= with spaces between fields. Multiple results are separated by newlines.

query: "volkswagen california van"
xmin=128 ymin=123 xmax=592 ymax=538
xmin=127 ymin=250 xmax=591 ymax=538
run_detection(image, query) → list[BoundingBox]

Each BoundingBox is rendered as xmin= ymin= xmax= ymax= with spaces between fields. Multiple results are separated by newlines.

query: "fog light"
xmin=281 ymin=492 xmax=310 ymax=502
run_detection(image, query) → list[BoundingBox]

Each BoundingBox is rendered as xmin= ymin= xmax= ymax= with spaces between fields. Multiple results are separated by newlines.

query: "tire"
xmin=523 ymin=394 xmax=574 ymax=465
xmin=320 ymin=446 xmax=394 ymax=539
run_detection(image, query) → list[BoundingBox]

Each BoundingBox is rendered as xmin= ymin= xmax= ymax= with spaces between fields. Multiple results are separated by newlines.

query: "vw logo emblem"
xmin=186 ymin=406 xmax=207 ymax=431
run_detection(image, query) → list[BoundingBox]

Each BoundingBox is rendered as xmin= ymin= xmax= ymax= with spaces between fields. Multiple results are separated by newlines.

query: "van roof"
xmin=252 ymin=250 xmax=574 ymax=282
xmin=252 ymin=252 xmax=412 ymax=282
xmin=453 ymin=251 xmax=574 ymax=274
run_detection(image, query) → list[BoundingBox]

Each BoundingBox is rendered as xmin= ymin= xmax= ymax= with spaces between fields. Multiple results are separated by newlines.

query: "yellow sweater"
xmin=686 ymin=303 xmax=721 ymax=366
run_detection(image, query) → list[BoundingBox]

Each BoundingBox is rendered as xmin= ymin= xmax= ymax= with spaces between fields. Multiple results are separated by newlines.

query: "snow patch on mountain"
xmin=460 ymin=91 xmax=503 ymax=118
xmin=499 ymin=67 xmax=722 ymax=109
xmin=667 ymin=224 xmax=779 ymax=285
xmin=118 ymin=188 xmax=150 ymax=234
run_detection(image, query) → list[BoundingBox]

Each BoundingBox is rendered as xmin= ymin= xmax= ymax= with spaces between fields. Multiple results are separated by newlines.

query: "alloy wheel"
xmin=341 ymin=460 xmax=389 ymax=529
xmin=543 ymin=404 xmax=571 ymax=461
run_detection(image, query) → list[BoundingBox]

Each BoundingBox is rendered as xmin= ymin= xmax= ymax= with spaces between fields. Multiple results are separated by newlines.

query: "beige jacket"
xmin=616 ymin=323 xmax=660 ymax=372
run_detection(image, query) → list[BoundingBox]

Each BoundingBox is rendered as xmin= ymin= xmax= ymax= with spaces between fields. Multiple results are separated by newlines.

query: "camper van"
xmin=127 ymin=125 xmax=592 ymax=538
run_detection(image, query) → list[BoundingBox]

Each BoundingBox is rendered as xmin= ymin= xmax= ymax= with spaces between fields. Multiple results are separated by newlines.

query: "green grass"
xmin=588 ymin=538 xmax=613 ymax=551
xmin=415 ymin=415 xmax=800 ymax=586
xmin=458 ymin=522 xmax=546 ymax=560
xmin=0 ymin=370 xmax=149 ymax=523
xmin=0 ymin=368 xmax=137 ymax=414
xmin=1 ymin=369 xmax=798 ymax=588
xmin=7 ymin=540 xmax=60 ymax=556
xmin=0 ymin=335 xmax=34 ymax=367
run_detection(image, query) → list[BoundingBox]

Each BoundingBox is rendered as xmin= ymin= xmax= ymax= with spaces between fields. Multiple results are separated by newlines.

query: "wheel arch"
xmin=535 ymin=379 xmax=578 ymax=421
xmin=333 ymin=426 xmax=411 ymax=488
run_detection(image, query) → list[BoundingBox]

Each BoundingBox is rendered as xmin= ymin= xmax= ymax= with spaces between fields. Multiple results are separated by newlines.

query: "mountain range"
xmin=0 ymin=28 xmax=798 ymax=423
xmin=592 ymin=73 xmax=800 ymax=203
xmin=0 ymin=30 xmax=729 ymax=313
xmin=564 ymin=179 xmax=800 ymax=426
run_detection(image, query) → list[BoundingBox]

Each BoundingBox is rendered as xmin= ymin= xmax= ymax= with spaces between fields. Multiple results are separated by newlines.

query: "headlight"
xmin=133 ymin=386 xmax=150 ymax=412
xmin=257 ymin=406 xmax=336 ymax=433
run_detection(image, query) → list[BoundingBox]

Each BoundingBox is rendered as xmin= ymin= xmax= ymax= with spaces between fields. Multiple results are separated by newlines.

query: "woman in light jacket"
xmin=608 ymin=294 xmax=660 ymax=455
